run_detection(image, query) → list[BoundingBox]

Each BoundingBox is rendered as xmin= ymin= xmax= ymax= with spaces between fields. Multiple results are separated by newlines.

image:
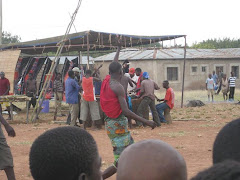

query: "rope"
xmin=30 ymin=0 xmax=83 ymax=122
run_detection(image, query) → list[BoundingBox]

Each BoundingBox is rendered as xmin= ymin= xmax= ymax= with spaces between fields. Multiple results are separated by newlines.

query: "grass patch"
xmin=11 ymin=141 xmax=32 ymax=146
xmin=199 ymin=123 xmax=223 ymax=128
xmin=159 ymin=131 xmax=186 ymax=138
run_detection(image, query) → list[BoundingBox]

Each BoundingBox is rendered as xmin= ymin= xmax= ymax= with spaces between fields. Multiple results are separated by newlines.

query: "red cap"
xmin=129 ymin=68 xmax=135 ymax=75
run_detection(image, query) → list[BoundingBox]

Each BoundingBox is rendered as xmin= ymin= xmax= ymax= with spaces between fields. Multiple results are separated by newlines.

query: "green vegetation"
xmin=2 ymin=31 xmax=21 ymax=44
xmin=191 ymin=38 xmax=240 ymax=49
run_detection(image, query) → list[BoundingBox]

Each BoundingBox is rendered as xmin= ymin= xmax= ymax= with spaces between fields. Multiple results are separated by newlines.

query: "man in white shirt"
xmin=206 ymin=74 xmax=215 ymax=102
xmin=229 ymin=71 xmax=237 ymax=101
xmin=126 ymin=68 xmax=139 ymax=95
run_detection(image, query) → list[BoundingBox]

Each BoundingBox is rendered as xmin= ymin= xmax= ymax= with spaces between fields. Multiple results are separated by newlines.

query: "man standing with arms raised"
xmin=100 ymin=38 xmax=156 ymax=179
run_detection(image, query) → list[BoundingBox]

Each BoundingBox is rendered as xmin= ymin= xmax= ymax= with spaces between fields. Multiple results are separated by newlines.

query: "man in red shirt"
xmin=156 ymin=80 xmax=175 ymax=123
xmin=80 ymin=70 xmax=101 ymax=130
xmin=0 ymin=72 xmax=11 ymax=120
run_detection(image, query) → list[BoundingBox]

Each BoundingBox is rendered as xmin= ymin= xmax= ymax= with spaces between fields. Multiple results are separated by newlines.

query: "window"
xmin=216 ymin=66 xmax=224 ymax=76
xmin=192 ymin=66 xmax=197 ymax=73
xmin=232 ymin=66 xmax=239 ymax=78
xmin=167 ymin=67 xmax=178 ymax=81
xmin=202 ymin=66 xmax=207 ymax=72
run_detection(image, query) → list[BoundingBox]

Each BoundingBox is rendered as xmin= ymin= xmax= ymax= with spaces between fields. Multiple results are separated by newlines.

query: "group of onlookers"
xmin=1 ymin=40 xmax=240 ymax=179
xmin=64 ymin=67 xmax=102 ymax=130
xmin=206 ymin=71 xmax=237 ymax=102
xmin=2 ymin=112 xmax=240 ymax=180
xmin=123 ymin=66 xmax=174 ymax=127
xmin=25 ymin=117 xmax=240 ymax=180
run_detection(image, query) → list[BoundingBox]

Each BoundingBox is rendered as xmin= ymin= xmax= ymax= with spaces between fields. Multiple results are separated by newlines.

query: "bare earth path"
xmin=0 ymin=103 xmax=239 ymax=180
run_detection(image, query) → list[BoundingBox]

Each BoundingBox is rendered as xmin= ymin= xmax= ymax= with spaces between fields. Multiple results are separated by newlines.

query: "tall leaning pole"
xmin=0 ymin=0 xmax=2 ymax=45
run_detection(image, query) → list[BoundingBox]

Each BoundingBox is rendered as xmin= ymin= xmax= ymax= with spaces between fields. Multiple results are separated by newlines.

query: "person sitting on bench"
xmin=156 ymin=81 xmax=175 ymax=123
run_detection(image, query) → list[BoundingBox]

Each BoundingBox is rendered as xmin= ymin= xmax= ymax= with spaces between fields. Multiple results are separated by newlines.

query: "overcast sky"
xmin=2 ymin=0 xmax=240 ymax=45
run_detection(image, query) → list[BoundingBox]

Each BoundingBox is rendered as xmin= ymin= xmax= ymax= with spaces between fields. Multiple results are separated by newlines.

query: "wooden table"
xmin=0 ymin=95 xmax=31 ymax=122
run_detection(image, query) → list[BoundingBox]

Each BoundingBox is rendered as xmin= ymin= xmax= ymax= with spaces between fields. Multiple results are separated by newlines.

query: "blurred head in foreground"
xmin=191 ymin=160 xmax=240 ymax=180
xmin=117 ymin=139 xmax=187 ymax=180
xmin=30 ymin=126 xmax=102 ymax=180
xmin=213 ymin=118 xmax=240 ymax=164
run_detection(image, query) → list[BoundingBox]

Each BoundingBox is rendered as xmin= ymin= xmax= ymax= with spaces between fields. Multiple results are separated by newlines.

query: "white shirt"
xmin=229 ymin=76 xmax=237 ymax=87
xmin=125 ymin=73 xmax=139 ymax=92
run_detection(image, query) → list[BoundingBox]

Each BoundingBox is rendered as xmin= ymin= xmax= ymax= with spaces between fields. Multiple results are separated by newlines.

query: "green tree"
xmin=191 ymin=38 xmax=240 ymax=49
xmin=2 ymin=31 xmax=21 ymax=44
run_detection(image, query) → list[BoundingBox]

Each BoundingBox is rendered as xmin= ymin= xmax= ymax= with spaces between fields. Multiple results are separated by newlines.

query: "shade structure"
xmin=0 ymin=30 xmax=185 ymax=55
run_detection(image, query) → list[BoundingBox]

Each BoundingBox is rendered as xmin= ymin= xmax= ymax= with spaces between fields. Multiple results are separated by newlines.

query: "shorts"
xmin=0 ymin=125 xmax=13 ymax=170
xmin=207 ymin=89 xmax=214 ymax=96
xmin=0 ymin=102 xmax=10 ymax=107
xmin=80 ymin=99 xmax=100 ymax=121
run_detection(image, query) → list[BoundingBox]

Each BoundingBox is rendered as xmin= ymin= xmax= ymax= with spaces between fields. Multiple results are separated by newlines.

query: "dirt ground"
xmin=0 ymin=102 xmax=240 ymax=180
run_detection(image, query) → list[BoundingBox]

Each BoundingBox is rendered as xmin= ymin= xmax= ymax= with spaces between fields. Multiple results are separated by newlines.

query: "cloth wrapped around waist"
xmin=105 ymin=114 xmax=134 ymax=152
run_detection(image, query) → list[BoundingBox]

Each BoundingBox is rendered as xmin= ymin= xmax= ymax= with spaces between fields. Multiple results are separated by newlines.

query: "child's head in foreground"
xmin=29 ymin=126 xmax=102 ymax=180
xmin=191 ymin=160 xmax=240 ymax=180
xmin=117 ymin=139 xmax=187 ymax=180
xmin=213 ymin=118 xmax=240 ymax=164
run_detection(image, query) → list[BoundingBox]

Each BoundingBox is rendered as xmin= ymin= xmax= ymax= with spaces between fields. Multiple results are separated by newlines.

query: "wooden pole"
xmin=87 ymin=32 xmax=90 ymax=70
xmin=181 ymin=36 xmax=187 ymax=108
xmin=0 ymin=0 xmax=2 ymax=45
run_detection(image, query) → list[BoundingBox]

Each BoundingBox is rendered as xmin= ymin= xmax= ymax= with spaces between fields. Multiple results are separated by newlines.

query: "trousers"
xmin=156 ymin=102 xmax=169 ymax=123
xmin=69 ymin=104 xmax=79 ymax=126
xmin=137 ymin=96 xmax=161 ymax=126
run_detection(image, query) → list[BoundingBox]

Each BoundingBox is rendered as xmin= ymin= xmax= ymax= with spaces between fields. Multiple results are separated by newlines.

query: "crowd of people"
xmin=206 ymin=70 xmax=237 ymax=102
xmin=0 ymin=39 xmax=239 ymax=180
xmin=1 ymin=112 xmax=240 ymax=180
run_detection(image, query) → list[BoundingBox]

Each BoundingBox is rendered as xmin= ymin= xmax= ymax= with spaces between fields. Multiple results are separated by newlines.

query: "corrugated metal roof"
xmin=94 ymin=48 xmax=240 ymax=61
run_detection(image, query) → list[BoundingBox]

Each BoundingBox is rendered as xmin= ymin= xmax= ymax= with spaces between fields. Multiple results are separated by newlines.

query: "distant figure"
xmin=0 ymin=114 xmax=16 ymax=180
xmin=53 ymin=73 xmax=64 ymax=120
xmin=206 ymin=74 xmax=214 ymax=102
xmin=72 ymin=67 xmax=82 ymax=122
xmin=127 ymin=68 xmax=138 ymax=95
xmin=30 ymin=127 xmax=102 ymax=180
xmin=229 ymin=71 xmax=236 ymax=101
xmin=25 ymin=73 xmax=37 ymax=109
xmin=191 ymin=160 xmax=240 ymax=180
xmin=65 ymin=71 xmax=81 ymax=126
xmin=156 ymin=80 xmax=175 ymax=123
xmin=137 ymin=72 xmax=161 ymax=127
xmin=213 ymin=118 xmax=240 ymax=164
xmin=135 ymin=68 xmax=143 ymax=96
xmin=117 ymin=139 xmax=187 ymax=180
xmin=80 ymin=70 xmax=101 ymax=130
xmin=72 ymin=67 xmax=81 ymax=83
xmin=122 ymin=60 xmax=130 ymax=74
xmin=0 ymin=72 xmax=11 ymax=120
xmin=212 ymin=71 xmax=218 ymax=84
xmin=221 ymin=74 xmax=229 ymax=101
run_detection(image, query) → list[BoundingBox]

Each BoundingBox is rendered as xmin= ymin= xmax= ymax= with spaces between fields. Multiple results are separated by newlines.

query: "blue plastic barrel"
xmin=40 ymin=100 xmax=49 ymax=113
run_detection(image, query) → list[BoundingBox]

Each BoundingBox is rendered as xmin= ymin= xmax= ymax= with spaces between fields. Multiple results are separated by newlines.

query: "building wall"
xmin=95 ymin=58 xmax=240 ymax=91
xmin=0 ymin=50 xmax=21 ymax=93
